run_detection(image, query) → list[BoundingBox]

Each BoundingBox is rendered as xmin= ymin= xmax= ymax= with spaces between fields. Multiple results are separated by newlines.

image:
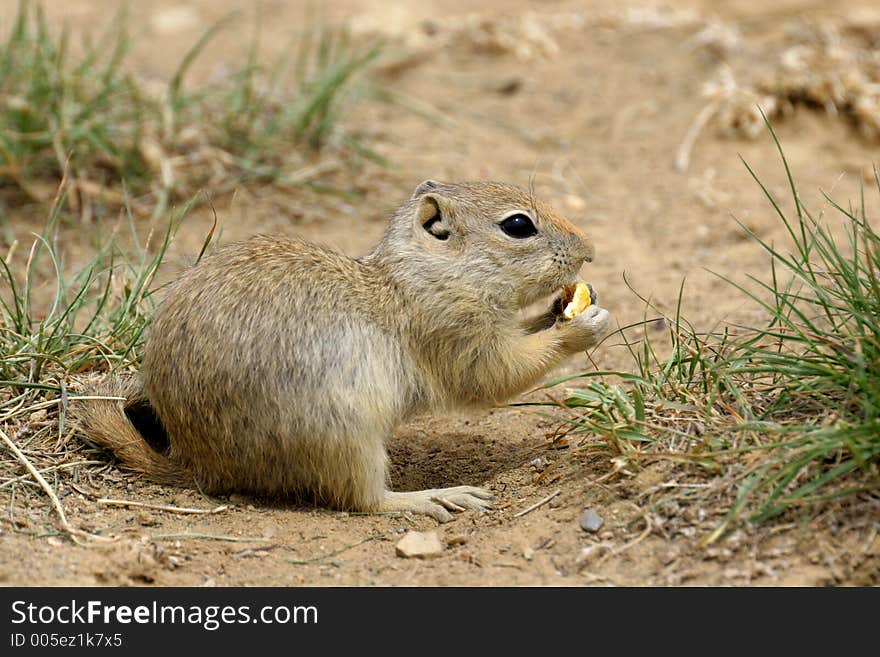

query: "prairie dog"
xmin=74 ymin=180 xmax=610 ymax=522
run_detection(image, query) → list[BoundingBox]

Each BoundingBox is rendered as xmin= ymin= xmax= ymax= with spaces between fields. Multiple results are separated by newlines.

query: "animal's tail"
xmin=71 ymin=375 xmax=191 ymax=486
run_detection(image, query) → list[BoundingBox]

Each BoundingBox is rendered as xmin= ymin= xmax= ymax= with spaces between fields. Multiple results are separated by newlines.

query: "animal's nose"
xmin=568 ymin=231 xmax=594 ymax=263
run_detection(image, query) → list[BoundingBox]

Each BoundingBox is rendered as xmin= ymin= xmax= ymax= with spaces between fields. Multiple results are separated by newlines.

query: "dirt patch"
xmin=1 ymin=0 xmax=879 ymax=586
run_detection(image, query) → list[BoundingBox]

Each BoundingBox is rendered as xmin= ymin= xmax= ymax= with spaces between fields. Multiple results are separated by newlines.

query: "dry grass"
xmin=678 ymin=19 xmax=880 ymax=171
xmin=0 ymin=1 xmax=385 ymax=224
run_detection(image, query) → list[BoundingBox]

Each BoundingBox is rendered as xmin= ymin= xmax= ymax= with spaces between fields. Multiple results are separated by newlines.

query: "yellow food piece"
xmin=562 ymin=282 xmax=593 ymax=320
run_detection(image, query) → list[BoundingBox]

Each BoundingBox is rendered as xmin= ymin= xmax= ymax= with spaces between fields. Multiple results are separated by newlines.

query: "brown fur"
xmin=71 ymin=180 xmax=610 ymax=522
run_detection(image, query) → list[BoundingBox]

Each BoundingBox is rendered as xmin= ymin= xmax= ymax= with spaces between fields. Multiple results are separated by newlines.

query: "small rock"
xmin=579 ymin=508 xmax=604 ymax=533
xmin=395 ymin=531 xmax=444 ymax=559
xmin=496 ymin=77 xmax=522 ymax=95
xmin=421 ymin=19 xmax=439 ymax=36
xmin=522 ymin=546 xmax=535 ymax=561
xmin=529 ymin=457 xmax=549 ymax=469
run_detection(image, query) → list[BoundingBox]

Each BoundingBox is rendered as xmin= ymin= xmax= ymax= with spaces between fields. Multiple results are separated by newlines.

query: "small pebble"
xmin=579 ymin=508 xmax=604 ymax=533
xmin=496 ymin=77 xmax=522 ymax=95
xmin=395 ymin=531 xmax=444 ymax=559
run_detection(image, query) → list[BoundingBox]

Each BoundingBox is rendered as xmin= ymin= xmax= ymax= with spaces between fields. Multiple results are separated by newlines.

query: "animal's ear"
xmin=415 ymin=194 xmax=453 ymax=241
xmin=411 ymin=179 xmax=441 ymax=199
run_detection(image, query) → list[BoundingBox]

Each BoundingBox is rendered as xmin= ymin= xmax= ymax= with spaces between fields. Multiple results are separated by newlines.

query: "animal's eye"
xmin=499 ymin=213 xmax=538 ymax=238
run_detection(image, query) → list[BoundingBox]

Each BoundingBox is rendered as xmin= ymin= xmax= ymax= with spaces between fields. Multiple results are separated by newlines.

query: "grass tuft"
xmin=530 ymin=121 xmax=880 ymax=537
xmin=0 ymin=1 xmax=385 ymax=218
xmin=0 ymin=179 xmax=202 ymax=540
xmin=0 ymin=1 xmax=149 ymax=203
xmin=0 ymin=189 xmax=190 ymax=396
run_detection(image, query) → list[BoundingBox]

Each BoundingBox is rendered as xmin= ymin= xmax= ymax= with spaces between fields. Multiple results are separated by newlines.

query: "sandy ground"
xmin=1 ymin=0 xmax=879 ymax=586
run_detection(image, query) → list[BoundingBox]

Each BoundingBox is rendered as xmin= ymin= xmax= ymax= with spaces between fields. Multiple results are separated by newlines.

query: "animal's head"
xmin=373 ymin=180 xmax=594 ymax=312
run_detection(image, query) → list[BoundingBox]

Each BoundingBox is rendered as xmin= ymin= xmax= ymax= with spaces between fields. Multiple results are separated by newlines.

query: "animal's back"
xmin=142 ymin=234 xmax=415 ymax=496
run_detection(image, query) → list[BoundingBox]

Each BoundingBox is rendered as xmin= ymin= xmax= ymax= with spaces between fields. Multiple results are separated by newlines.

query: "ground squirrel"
xmin=74 ymin=180 xmax=610 ymax=521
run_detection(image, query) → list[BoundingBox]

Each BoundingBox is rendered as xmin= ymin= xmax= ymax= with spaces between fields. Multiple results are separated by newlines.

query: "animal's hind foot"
xmin=380 ymin=486 xmax=494 ymax=523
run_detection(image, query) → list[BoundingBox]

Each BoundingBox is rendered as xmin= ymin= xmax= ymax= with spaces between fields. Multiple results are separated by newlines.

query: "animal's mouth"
xmin=556 ymin=270 xmax=583 ymax=296
xmin=517 ymin=272 xmax=583 ymax=311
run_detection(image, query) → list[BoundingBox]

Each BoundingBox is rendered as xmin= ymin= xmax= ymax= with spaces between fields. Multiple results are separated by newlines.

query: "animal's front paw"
xmin=556 ymin=304 xmax=610 ymax=352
